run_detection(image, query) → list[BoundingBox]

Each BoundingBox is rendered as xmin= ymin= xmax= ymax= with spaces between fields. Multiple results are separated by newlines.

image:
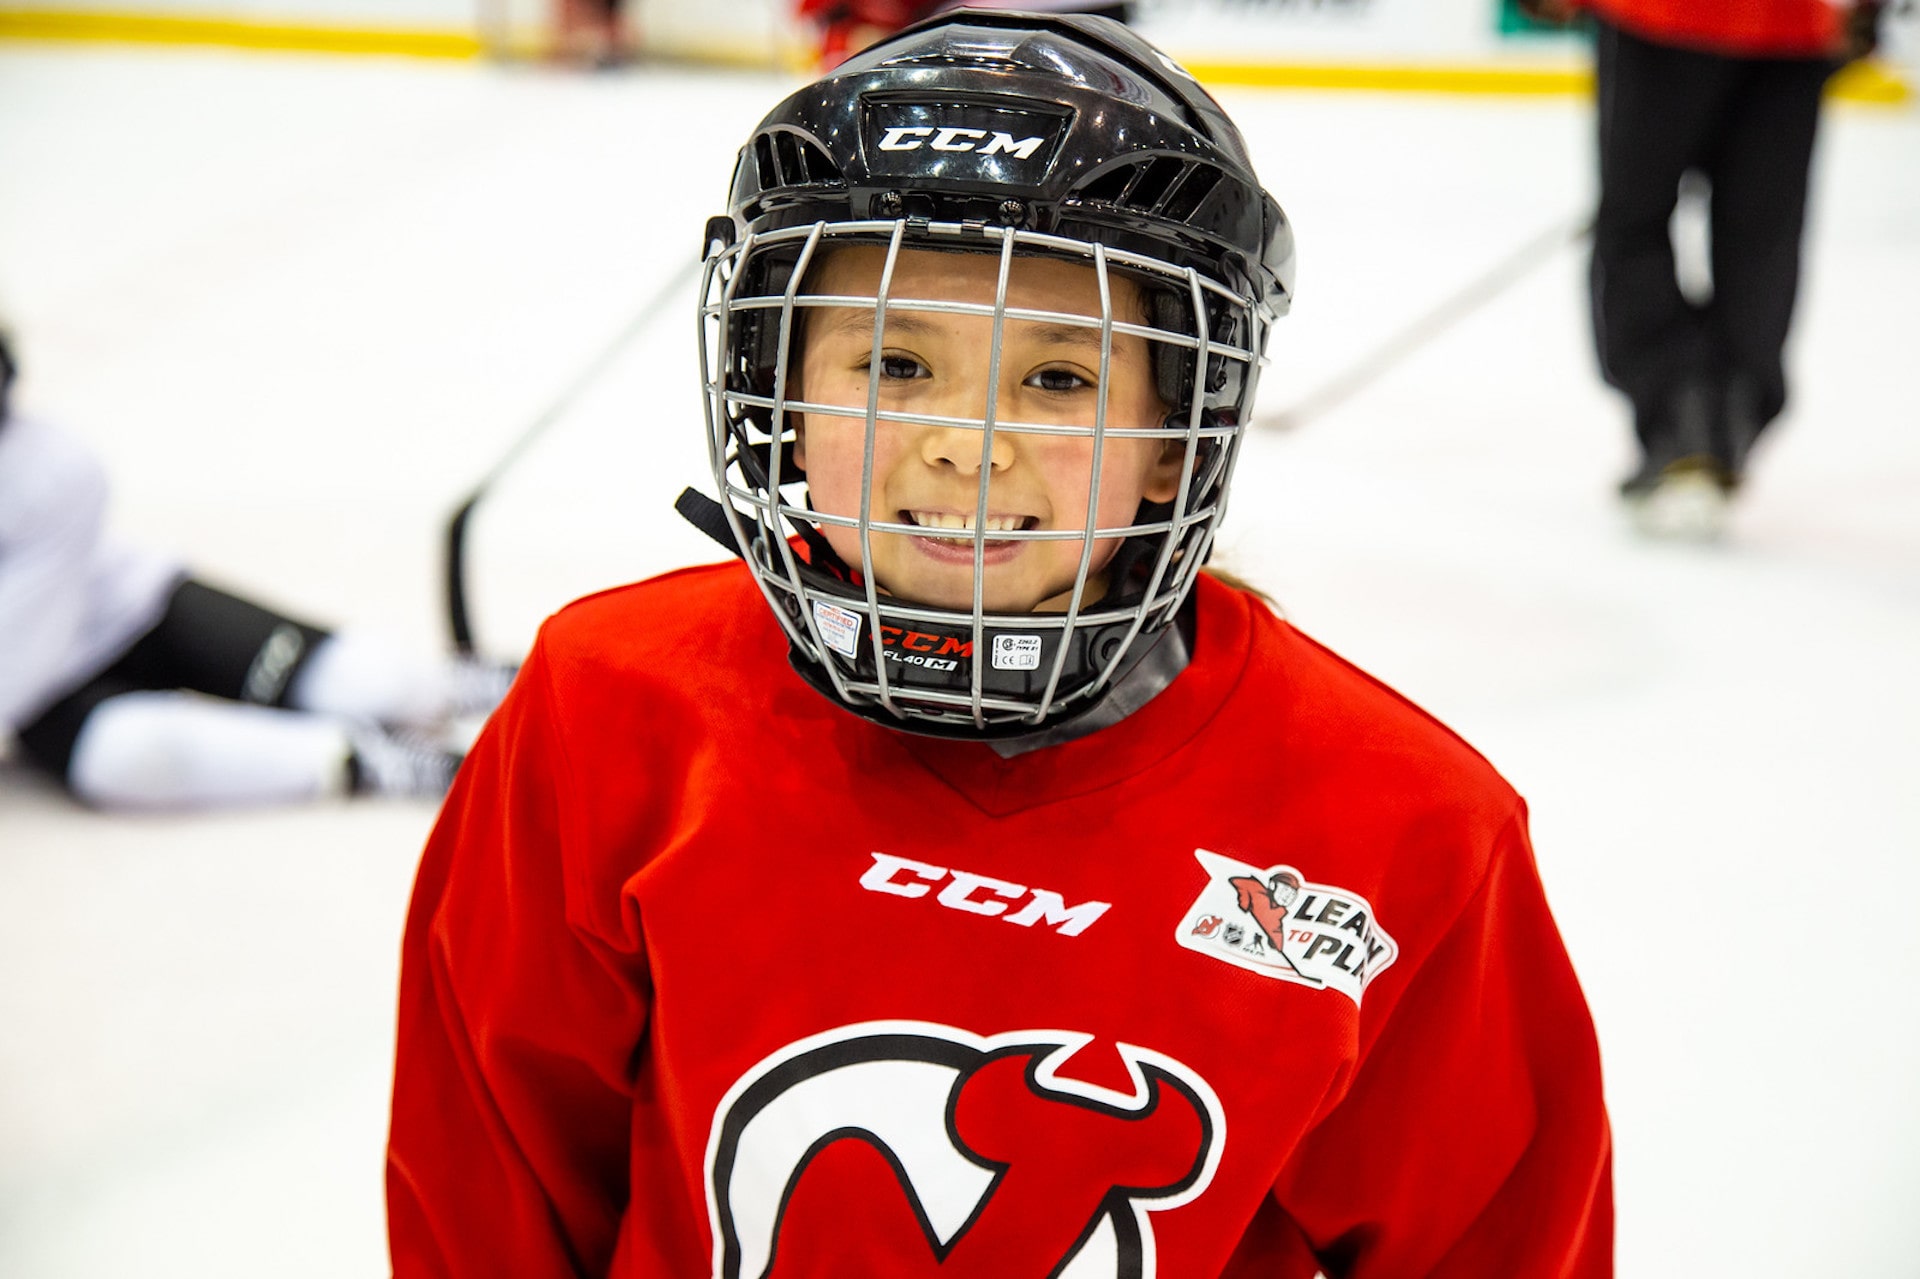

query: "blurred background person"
xmin=552 ymin=0 xmax=628 ymax=67
xmin=0 ymin=330 xmax=514 ymax=811
xmin=1523 ymin=0 xmax=1887 ymax=538
xmin=797 ymin=0 xmax=1133 ymax=67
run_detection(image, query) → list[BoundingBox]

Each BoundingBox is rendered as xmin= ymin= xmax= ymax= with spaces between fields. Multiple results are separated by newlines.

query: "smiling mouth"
xmin=904 ymin=510 xmax=1038 ymax=544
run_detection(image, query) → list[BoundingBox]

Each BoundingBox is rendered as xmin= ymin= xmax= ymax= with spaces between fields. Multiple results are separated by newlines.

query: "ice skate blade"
xmin=1625 ymin=471 xmax=1729 ymax=542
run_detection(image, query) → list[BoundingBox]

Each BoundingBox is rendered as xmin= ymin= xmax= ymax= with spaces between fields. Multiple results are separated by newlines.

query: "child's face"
xmin=793 ymin=246 xmax=1183 ymax=614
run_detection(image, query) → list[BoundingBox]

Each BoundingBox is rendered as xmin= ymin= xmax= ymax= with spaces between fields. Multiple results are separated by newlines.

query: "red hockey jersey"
xmin=387 ymin=564 xmax=1611 ymax=1277
xmin=1585 ymin=0 xmax=1841 ymax=57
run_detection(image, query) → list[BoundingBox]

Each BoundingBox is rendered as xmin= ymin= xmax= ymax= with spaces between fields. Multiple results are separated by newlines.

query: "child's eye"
xmin=871 ymin=354 xmax=928 ymax=381
xmin=1027 ymin=366 xmax=1091 ymax=394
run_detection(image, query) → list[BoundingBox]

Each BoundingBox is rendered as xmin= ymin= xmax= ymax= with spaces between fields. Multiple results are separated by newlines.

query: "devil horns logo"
xmin=705 ymin=1021 xmax=1224 ymax=1278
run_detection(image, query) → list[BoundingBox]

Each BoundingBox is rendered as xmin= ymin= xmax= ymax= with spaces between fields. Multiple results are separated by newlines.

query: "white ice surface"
xmin=1 ymin=44 xmax=1916 ymax=1278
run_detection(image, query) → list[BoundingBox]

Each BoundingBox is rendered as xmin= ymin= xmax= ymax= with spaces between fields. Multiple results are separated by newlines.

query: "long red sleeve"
xmin=387 ymin=640 xmax=648 ymax=1277
xmin=1273 ymin=806 xmax=1611 ymax=1277
xmin=1585 ymin=0 xmax=1840 ymax=56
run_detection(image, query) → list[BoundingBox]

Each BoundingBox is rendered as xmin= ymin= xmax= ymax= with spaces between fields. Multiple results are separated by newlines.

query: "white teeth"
xmin=909 ymin=511 xmax=1023 ymax=534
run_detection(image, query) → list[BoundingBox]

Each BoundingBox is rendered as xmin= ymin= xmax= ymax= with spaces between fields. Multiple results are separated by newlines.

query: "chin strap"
xmin=674 ymin=486 xmax=849 ymax=576
xmin=675 ymin=487 xmax=743 ymax=557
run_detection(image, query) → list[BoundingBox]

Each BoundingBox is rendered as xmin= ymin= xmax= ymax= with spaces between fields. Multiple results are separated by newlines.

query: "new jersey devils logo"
xmin=705 ymin=1021 xmax=1224 ymax=1278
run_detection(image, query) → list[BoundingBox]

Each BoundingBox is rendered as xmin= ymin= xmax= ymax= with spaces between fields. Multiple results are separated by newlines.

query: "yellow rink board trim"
xmin=0 ymin=8 xmax=1908 ymax=103
xmin=0 ymin=9 xmax=483 ymax=57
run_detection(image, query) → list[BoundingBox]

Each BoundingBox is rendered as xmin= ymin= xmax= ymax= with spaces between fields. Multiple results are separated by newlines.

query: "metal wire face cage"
xmin=699 ymin=215 xmax=1271 ymax=739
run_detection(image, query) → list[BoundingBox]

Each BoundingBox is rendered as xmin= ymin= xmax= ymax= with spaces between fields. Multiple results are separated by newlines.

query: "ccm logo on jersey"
xmin=876 ymin=124 xmax=1048 ymax=158
xmin=1176 ymin=849 xmax=1398 ymax=1005
xmin=705 ymin=1021 xmax=1223 ymax=1279
xmin=861 ymin=851 xmax=1110 ymax=936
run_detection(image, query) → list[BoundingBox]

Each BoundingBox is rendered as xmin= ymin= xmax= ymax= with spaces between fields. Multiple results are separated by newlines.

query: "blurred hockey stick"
xmin=446 ymin=254 xmax=703 ymax=653
xmin=1255 ymin=211 xmax=1594 ymax=432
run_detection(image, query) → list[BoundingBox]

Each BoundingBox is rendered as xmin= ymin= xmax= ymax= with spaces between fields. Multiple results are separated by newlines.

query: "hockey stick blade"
xmin=445 ymin=493 xmax=483 ymax=654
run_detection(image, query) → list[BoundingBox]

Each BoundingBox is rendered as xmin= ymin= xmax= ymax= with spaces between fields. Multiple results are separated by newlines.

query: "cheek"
xmin=1091 ymin=373 xmax=1174 ymax=515
xmin=801 ymin=416 xmax=895 ymax=517
xmin=1083 ymin=440 xmax=1169 ymax=524
xmin=801 ymin=424 xmax=855 ymax=513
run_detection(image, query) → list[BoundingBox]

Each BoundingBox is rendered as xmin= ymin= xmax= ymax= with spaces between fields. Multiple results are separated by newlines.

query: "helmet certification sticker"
xmin=1175 ymin=849 xmax=1397 ymax=1005
xmin=991 ymin=634 xmax=1042 ymax=671
xmin=811 ymin=600 xmax=863 ymax=659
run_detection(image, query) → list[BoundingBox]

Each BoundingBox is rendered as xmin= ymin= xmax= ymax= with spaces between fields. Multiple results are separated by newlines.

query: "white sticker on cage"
xmin=991 ymin=634 xmax=1042 ymax=671
xmin=811 ymin=601 xmax=863 ymax=659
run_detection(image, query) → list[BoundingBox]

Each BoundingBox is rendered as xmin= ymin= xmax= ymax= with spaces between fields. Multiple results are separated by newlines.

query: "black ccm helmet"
xmin=696 ymin=8 xmax=1292 ymax=738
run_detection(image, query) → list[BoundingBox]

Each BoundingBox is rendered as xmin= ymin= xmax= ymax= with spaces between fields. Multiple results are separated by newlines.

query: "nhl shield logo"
xmin=1175 ymin=850 xmax=1397 ymax=1005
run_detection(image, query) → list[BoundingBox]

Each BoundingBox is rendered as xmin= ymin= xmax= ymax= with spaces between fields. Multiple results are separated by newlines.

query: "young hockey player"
xmin=387 ymin=11 xmax=1613 ymax=1276
xmin=0 ymin=331 xmax=512 ymax=809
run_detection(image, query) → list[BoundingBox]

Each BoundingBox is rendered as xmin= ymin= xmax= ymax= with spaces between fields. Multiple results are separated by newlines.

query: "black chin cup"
xmin=759 ymin=506 xmax=1189 ymax=739
xmin=779 ymin=585 xmax=1163 ymax=740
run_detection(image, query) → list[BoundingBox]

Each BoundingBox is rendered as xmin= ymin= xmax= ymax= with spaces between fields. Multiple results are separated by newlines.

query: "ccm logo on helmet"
xmin=876 ymin=125 xmax=1047 ymax=159
xmin=861 ymin=851 xmax=1110 ymax=936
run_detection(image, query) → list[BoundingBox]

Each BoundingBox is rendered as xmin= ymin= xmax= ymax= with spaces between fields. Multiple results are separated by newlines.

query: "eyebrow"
xmin=812 ymin=305 xmax=1119 ymax=351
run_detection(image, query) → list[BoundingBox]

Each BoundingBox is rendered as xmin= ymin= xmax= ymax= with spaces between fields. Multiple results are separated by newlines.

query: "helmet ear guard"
xmin=1143 ymin=285 xmax=1252 ymax=415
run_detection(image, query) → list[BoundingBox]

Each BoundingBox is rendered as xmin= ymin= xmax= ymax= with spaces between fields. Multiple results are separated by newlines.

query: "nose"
xmin=910 ymin=385 xmax=1017 ymax=476
xmin=918 ymin=422 xmax=1016 ymax=476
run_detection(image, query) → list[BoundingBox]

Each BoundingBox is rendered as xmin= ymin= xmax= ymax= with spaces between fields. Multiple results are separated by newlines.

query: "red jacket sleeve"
xmin=1273 ymin=804 xmax=1613 ymax=1278
xmin=387 ymin=633 xmax=647 ymax=1277
xmin=1585 ymin=0 xmax=1840 ymax=57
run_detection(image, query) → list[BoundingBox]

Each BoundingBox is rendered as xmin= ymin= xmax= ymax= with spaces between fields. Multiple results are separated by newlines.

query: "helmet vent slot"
xmin=1127 ymin=156 xmax=1186 ymax=211
xmin=757 ymin=129 xmax=845 ymax=191
xmin=753 ymin=135 xmax=780 ymax=189
xmin=1160 ymin=165 xmax=1221 ymax=222
xmin=775 ymin=131 xmax=805 ymax=183
xmin=1076 ymin=163 xmax=1137 ymax=206
xmin=1073 ymin=157 xmax=1222 ymax=229
xmin=801 ymin=137 xmax=844 ymax=184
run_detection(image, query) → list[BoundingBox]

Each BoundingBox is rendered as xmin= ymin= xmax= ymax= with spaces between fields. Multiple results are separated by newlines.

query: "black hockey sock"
xmin=132 ymin=579 xmax=334 ymax=708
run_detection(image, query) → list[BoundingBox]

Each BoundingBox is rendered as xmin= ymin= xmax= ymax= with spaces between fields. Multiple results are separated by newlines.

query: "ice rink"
xmin=2 ymin=39 xmax=1917 ymax=1277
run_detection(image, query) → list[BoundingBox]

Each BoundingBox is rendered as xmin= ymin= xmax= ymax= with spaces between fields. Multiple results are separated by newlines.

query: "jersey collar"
xmin=883 ymin=576 xmax=1255 ymax=816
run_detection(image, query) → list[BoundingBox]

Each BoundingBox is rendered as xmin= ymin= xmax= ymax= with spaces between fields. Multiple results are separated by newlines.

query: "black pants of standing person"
xmin=1591 ymin=17 xmax=1835 ymax=491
